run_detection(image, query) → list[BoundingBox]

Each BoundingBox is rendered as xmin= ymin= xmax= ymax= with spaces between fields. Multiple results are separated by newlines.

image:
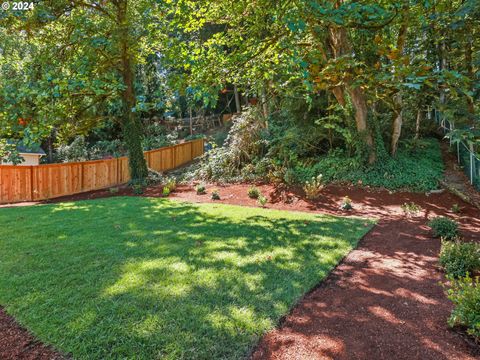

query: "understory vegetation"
xmin=193 ymin=108 xmax=444 ymax=192
xmin=0 ymin=197 xmax=373 ymax=359
xmin=435 ymin=216 xmax=480 ymax=341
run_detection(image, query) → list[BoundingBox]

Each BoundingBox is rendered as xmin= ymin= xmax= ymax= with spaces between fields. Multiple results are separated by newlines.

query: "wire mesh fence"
xmin=433 ymin=109 xmax=480 ymax=191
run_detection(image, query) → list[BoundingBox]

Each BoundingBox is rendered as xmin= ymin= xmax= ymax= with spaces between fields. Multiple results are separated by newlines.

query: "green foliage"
xmin=146 ymin=169 xmax=164 ymax=186
xmin=339 ymin=196 xmax=353 ymax=211
xmin=0 ymin=139 xmax=24 ymax=165
xmin=401 ymin=202 xmax=422 ymax=216
xmin=303 ymin=175 xmax=325 ymax=200
xmin=446 ymin=274 xmax=480 ymax=340
xmin=131 ymin=184 xmax=144 ymax=195
xmin=211 ymin=190 xmax=221 ymax=200
xmin=294 ymin=138 xmax=444 ymax=192
xmin=194 ymin=108 xmax=267 ymax=182
xmin=162 ymin=187 xmax=171 ymax=197
xmin=165 ymin=177 xmax=177 ymax=192
xmin=56 ymin=136 xmax=89 ymax=162
xmin=257 ymin=195 xmax=268 ymax=207
xmin=428 ymin=217 xmax=459 ymax=241
xmin=247 ymin=186 xmax=260 ymax=199
xmin=0 ymin=197 xmax=374 ymax=359
xmin=196 ymin=184 xmax=206 ymax=195
xmin=440 ymin=241 xmax=480 ymax=278
xmin=451 ymin=204 xmax=461 ymax=214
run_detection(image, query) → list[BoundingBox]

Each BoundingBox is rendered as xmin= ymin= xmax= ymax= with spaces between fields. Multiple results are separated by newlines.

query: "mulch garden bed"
xmin=1 ymin=149 xmax=479 ymax=359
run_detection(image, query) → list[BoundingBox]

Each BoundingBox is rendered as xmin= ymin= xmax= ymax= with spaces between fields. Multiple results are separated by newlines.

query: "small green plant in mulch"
xmin=109 ymin=187 xmax=119 ymax=194
xmin=339 ymin=196 xmax=353 ymax=211
xmin=440 ymin=241 xmax=480 ymax=278
xmin=132 ymin=184 xmax=144 ymax=195
xmin=211 ymin=190 xmax=221 ymax=200
xmin=162 ymin=187 xmax=171 ymax=197
xmin=165 ymin=177 xmax=177 ymax=192
xmin=446 ymin=274 xmax=480 ymax=340
xmin=303 ymin=174 xmax=325 ymax=200
xmin=196 ymin=184 xmax=206 ymax=195
xmin=257 ymin=195 xmax=268 ymax=207
xmin=451 ymin=203 xmax=461 ymax=214
xmin=428 ymin=216 xmax=459 ymax=241
xmin=401 ymin=202 xmax=422 ymax=216
xmin=247 ymin=186 xmax=260 ymax=199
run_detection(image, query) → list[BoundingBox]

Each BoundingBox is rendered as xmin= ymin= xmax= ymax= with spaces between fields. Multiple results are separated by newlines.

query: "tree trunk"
xmin=465 ymin=32 xmax=475 ymax=117
xmin=328 ymin=24 xmax=375 ymax=163
xmin=347 ymin=86 xmax=375 ymax=163
xmin=261 ymin=84 xmax=269 ymax=128
xmin=331 ymin=86 xmax=346 ymax=107
xmin=117 ymin=0 xmax=148 ymax=182
xmin=414 ymin=109 xmax=422 ymax=140
xmin=391 ymin=100 xmax=403 ymax=155
xmin=234 ymin=85 xmax=241 ymax=113
xmin=189 ymin=108 xmax=193 ymax=135
xmin=390 ymin=4 xmax=409 ymax=156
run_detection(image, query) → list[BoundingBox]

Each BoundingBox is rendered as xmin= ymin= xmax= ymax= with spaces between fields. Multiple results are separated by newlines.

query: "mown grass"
xmin=0 ymin=197 xmax=374 ymax=359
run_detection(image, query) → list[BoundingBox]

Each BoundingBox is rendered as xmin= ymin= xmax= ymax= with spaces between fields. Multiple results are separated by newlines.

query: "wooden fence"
xmin=0 ymin=138 xmax=204 ymax=204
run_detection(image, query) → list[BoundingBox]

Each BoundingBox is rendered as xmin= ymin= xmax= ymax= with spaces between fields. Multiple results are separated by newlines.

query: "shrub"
xmin=257 ymin=195 xmax=268 ymax=207
xmin=56 ymin=136 xmax=89 ymax=162
xmin=339 ymin=196 xmax=353 ymax=211
xmin=211 ymin=190 xmax=221 ymax=200
xmin=440 ymin=241 xmax=480 ymax=278
xmin=248 ymin=186 xmax=260 ymax=199
xmin=196 ymin=184 xmax=206 ymax=195
xmin=451 ymin=204 xmax=461 ymax=214
xmin=296 ymin=138 xmax=444 ymax=192
xmin=303 ymin=174 xmax=325 ymax=200
xmin=147 ymin=169 xmax=163 ymax=185
xmin=428 ymin=217 xmax=459 ymax=240
xmin=446 ymin=274 xmax=480 ymax=340
xmin=162 ymin=187 xmax=171 ymax=197
xmin=401 ymin=202 xmax=422 ymax=216
xmin=165 ymin=177 xmax=177 ymax=192
xmin=192 ymin=108 xmax=267 ymax=182
xmin=132 ymin=184 xmax=144 ymax=195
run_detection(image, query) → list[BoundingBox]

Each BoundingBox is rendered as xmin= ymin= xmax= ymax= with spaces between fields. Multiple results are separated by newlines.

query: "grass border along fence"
xmin=433 ymin=109 xmax=480 ymax=191
xmin=0 ymin=138 xmax=204 ymax=205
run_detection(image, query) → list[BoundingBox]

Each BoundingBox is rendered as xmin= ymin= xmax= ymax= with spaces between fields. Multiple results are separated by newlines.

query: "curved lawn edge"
xmin=0 ymin=196 xmax=374 ymax=359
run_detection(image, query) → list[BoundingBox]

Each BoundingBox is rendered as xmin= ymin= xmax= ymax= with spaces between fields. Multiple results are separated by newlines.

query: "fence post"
xmin=30 ymin=166 xmax=34 ymax=201
xmin=470 ymin=144 xmax=475 ymax=185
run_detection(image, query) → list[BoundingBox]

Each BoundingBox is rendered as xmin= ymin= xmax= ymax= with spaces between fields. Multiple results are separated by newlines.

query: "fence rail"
xmin=433 ymin=109 xmax=480 ymax=191
xmin=0 ymin=138 xmax=204 ymax=204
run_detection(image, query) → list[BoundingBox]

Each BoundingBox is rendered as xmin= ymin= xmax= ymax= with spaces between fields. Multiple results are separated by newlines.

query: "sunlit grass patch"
xmin=0 ymin=197 xmax=374 ymax=359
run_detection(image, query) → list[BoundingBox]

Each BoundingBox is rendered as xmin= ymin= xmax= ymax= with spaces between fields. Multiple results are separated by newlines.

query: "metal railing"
xmin=433 ymin=109 xmax=480 ymax=191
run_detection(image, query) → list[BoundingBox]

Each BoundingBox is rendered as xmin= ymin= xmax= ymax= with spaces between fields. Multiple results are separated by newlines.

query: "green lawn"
xmin=0 ymin=197 xmax=373 ymax=359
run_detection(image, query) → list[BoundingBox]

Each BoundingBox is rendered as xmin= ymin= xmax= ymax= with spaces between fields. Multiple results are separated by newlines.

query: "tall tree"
xmin=0 ymin=0 xmax=170 ymax=181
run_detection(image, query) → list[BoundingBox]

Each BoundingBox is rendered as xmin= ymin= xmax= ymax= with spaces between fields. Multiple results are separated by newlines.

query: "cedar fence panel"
xmin=0 ymin=138 xmax=204 ymax=204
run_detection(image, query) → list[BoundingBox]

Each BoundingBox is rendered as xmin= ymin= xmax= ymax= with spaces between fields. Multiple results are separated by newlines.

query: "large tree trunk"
xmin=390 ymin=4 xmax=409 ymax=156
xmin=328 ymin=25 xmax=375 ymax=163
xmin=117 ymin=0 xmax=148 ymax=182
xmin=391 ymin=96 xmax=403 ymax=155
xmin=347 ymin=86 xmax=375 ymax=163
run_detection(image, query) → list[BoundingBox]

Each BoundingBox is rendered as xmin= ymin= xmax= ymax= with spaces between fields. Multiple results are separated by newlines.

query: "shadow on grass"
xmin=0 ymin=197 xmax=371 ymax=359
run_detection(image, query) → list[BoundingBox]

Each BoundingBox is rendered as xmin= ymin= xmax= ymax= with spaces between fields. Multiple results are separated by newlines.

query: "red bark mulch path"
xmin=0 ymin=308 xmax=65 ymax=360
xmin=1 ymin=179 xmax=480 ymax=358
